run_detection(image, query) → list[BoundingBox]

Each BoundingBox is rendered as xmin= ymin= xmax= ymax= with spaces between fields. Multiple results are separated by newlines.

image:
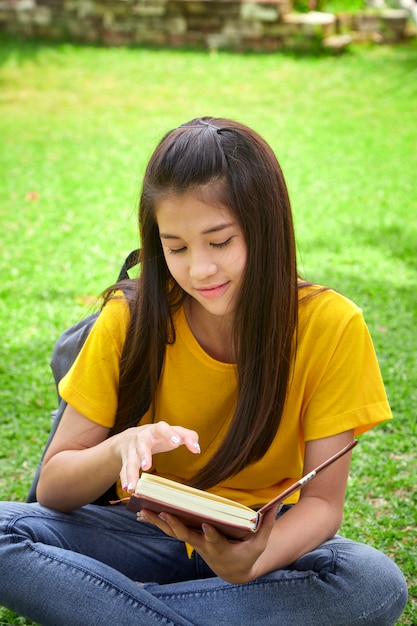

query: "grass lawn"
xmin=0 ymin=33 xmax=416 ymax=624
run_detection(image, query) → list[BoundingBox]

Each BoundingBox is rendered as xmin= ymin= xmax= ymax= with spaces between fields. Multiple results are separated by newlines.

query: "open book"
xmin=127 ymin=440 xmax=358 ymax=540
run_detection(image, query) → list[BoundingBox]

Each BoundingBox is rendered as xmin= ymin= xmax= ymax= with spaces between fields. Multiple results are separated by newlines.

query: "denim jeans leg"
xmin=145 ymin=536 xmax=408 ymax=626
xmin=0 ymin=501 xmax=200 ymax=625
xmin=0 ymin=502 xmax=408 ymax=626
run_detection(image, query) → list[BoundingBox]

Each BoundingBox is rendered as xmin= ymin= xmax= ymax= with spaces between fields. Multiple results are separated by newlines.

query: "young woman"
xmin=0 ymin=118 xmax=408 ymax=625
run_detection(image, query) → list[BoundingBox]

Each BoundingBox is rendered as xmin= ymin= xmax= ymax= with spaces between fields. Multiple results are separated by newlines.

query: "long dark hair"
xmin=108 ymin=117 xmax=301 ymax=490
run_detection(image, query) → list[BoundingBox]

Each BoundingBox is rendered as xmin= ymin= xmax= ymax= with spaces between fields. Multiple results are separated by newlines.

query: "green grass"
xmin=295 ymin=0 xmax=364 ymax=11
xmin=324 ymin=0 xmax=364 ymax=11
xmin=0 ymin=34 xmax=416 ymax=624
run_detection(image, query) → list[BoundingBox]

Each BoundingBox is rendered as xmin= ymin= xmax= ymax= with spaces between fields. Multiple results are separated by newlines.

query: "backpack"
xmin=26 ymin=250 xmax=142 ymax=503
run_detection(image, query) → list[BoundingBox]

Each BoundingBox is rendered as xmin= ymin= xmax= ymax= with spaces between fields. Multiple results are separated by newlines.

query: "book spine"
xmin=298 ymin=470 xmax=317 ymax=486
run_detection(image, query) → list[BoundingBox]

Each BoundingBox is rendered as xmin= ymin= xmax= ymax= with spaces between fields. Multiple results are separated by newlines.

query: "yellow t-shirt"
xmin=59 ymin=286 xmax=392 ymax=508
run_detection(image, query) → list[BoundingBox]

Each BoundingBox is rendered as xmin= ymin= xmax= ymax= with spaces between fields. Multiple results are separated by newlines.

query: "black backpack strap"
xmin=117 ymin=249 xmax=141 ymax=282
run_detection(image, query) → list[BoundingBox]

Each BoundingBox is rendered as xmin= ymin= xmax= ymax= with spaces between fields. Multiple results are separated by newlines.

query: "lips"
xmin=196 ymin=282 xmax=230 ymax=299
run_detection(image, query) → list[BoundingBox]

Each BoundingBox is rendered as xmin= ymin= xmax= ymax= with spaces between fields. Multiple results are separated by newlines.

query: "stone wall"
xmin=0 ymin=0 xmax=413 ymax=52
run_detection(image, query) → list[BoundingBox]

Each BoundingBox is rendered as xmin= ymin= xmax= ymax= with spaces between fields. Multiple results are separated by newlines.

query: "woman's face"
xmin=156 ymin=188 xmax=247 ymax=321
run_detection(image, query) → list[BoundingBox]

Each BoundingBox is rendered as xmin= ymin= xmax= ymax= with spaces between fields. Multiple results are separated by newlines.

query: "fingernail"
xmin=171 ymin=435 xmax=181 ymax=444
xmin=159 ymin=513 xmax=168 ymax=523
xmin=194 ymin=442 xmax=201 ymax=453
xmin=127 ymin=482 xmax=134 ymax=491
xmin=141 ymin=459 xmax=148 ymax=469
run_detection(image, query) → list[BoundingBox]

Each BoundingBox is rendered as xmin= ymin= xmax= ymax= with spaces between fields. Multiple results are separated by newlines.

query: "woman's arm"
xmin=37 ymin=404 xmax=200 ymax=512
xmin=249 ymin=429 xmax=353 ymax=579
xmin=140 ymin=430 xmax=354 ymax=583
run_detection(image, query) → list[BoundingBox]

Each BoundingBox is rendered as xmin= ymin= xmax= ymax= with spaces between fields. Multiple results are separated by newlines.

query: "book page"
xmin=137 ymin=474 xmax=256 ymax=520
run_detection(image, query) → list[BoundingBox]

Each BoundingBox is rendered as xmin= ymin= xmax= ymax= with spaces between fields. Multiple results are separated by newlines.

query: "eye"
xmin=211 ymin=237 xmax=234 ymax=249
xmin=168 ymin=246 xmax=187 ymax=255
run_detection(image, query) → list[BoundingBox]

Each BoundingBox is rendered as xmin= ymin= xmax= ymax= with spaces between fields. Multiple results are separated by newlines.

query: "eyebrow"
xmin=159 ymin=222 xmax=235 ymax=240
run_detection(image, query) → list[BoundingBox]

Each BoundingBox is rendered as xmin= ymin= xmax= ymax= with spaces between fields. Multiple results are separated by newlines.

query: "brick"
xmin=166 ymin=15 xmax=187 ymax=33
xmin=15 ymin=0 xmax=36 ymax=10
xmin=132 ymin=0 xmax=166 ymax=16
xmin=33 ymin=5 xmax=50 ymax=22
xmin=379 ymin=8 xmax=409 ymax=42
xmin=240 ymin=2 xmax=278 ymax=21
xmin=206 ymin=31 xmax=240 ymax=49
xmin=322 ymin=33 xmax=352 ymax=52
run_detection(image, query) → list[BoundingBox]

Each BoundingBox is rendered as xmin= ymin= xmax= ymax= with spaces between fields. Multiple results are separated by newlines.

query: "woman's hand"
xmin=113 ymin=421 xmax=200 ymax=493
xmin=38 ymin=406 xmax=200 ymax=512
xmin=136 ymin=505 xmax=278 ymax=584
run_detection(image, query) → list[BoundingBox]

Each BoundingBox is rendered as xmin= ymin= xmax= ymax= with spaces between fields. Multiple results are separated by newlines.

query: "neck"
xmin=184 ymin=297 xmax=236 ymax=363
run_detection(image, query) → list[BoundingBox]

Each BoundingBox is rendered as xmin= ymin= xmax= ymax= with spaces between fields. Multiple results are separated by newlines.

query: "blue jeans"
xmin=0 ymin=501 xmax=407 ymax=625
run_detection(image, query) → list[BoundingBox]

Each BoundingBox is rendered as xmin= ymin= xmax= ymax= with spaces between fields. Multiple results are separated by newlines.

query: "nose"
xmin=189 ymin=252 xmax=217 ymax=281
